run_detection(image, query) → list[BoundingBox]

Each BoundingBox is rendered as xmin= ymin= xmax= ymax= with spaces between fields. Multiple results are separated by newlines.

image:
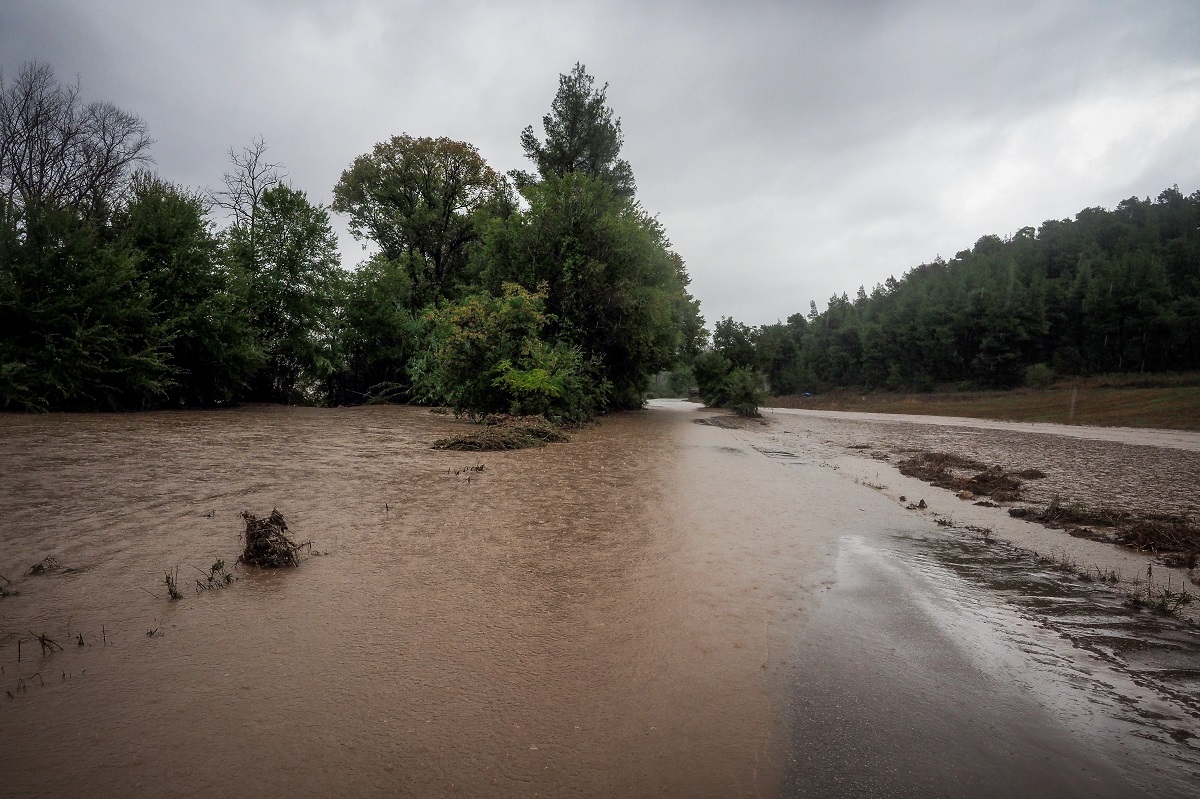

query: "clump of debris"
xmin=1011 ymin=499 xmax=1199 ymax=570
xmin=28 ymin=556 xmax=60 ymax=575
xmin=240 ymin=510 xmax=309 ymax=568
xmin=694 ymin=415 xmax=768 ymax=430
xmin=897 ymin=451 xmax=1033 ymax=503
xmin=1118 ymin=515 xmax=1200 ymax=569
xmin=433 ymin=414 xmax=569 ymax=451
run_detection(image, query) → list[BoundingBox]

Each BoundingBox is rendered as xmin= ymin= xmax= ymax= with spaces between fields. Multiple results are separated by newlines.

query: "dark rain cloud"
xmin=3 ymin=0 xmax=1199 ymax=325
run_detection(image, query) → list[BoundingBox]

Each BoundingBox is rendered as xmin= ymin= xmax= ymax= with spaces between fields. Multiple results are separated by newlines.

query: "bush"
xmin=716 ymin=366 xmax=766 ymax=416
xmin=694 ymin=352 xmax=765 ymax=416
xmin=411 ymin=284 xmax=604 ymax=422
xmin=1024 ymin=362 xmax=1055 ymax=389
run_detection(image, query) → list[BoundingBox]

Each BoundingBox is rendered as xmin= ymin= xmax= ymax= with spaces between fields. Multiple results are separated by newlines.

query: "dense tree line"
xmin=697 ymin=187 xmax=1200 ymax=400
xmin=1 ymin=61 xmax=701 ymax=417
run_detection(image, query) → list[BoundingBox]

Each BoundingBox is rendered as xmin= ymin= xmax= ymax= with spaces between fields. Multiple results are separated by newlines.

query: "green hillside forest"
xmin=693 ymin=187 xmax=1200 ymax=409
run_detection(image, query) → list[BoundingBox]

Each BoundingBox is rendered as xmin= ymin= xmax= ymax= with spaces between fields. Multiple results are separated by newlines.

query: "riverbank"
xmin=679 ymin=400 xmax=1200 ymax=795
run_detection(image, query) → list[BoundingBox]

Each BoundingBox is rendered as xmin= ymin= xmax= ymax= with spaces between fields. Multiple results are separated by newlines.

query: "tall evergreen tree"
xmin=512 ymin=63 xmax=636 ymax=199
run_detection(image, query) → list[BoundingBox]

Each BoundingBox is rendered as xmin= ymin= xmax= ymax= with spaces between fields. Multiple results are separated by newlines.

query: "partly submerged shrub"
xmin=432 ymin=414 xmax=570 ymax=451
xmin=412 ymin=284 xmax=604 ymax=422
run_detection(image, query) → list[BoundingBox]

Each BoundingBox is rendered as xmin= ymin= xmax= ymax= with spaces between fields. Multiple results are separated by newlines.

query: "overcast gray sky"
xmin=4 ymin=0 xmax=1199 ymax=326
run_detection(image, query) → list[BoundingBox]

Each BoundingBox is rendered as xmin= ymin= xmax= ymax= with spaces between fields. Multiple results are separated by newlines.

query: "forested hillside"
xmin=699 ymin=188 xmax=1200 ymax=402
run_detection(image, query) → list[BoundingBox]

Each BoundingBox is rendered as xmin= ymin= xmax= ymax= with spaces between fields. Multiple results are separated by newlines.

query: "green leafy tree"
xmin=712 ymin=317 xmax=756 ymax=368
xmin=332 ymin=135 xmax=509 ymax=310
xmin=412 ymin=283 xmax=599 ymax=421
xmin=114 ymin=173 xmax=261 ymax=405
xmin=513 ymin=63 xmax=635 ymax=199
xmin=0 ymin=204 xmax=169 ymax=410
xmin=221 ymin=183 xmax=343 ymax=403
xmin=692 ymin=350 xmax=732 ymax=402
xmin=481 ymin=173 xmax=691 ymax=408
xmin=0 ymin=63 xmax=166 ymax=411
xmin=330 ymin=254 xmax=422 ymax=404
xmin=754 ymin=314 xmax=808 ymax=394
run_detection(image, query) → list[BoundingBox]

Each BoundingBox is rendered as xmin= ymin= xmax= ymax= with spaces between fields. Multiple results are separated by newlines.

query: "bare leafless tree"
xmin=0 ymin=61 xmax=152 ymax=218
xmin=210 ymin=137 xmax=285 ymax=247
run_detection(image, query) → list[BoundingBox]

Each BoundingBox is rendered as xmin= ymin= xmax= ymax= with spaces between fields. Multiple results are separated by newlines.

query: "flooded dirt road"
xmin=2 ymin=403 xmax=1198 ymax=797
xmin=765 ymin=406 xmax=1200 ymax=453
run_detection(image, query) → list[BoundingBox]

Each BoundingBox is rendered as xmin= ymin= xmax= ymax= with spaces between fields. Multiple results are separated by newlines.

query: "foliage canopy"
xmin=513 ymin=63 xmax=636 ymax=200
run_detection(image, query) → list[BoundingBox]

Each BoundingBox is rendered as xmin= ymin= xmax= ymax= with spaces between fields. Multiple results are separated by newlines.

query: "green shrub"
xmin=716 ymin=366 xmax=766 ymax=416
xmin=1024 ymin=362 xmax=1055 ymax=389
xmin=412 ymin=284 xmax=604 ymax=422
xmin=694 ymin=352 xmax=766 ymax=416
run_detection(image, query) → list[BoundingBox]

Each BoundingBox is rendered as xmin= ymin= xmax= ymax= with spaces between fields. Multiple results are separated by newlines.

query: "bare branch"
xmin=0 ymin=61 xmax=152 ymax=218
xmin=210 ymin=136 xmax=285 ymax=235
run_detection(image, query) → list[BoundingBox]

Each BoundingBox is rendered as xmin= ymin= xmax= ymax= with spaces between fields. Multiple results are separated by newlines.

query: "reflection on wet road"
xmin=737 ymin=404 xmax=1200 ymax=798
xmin=784 ymin=531 xmax=1198 ymax=798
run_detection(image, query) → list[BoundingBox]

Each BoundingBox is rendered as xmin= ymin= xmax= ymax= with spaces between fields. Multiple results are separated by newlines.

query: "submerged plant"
xmin=164 ymin=567 xmax=183 ymax=600
xmin=195 ymin=559 xmax=236 ymax=591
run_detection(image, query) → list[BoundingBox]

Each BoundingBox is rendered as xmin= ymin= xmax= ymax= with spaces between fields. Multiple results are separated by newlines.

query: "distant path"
xmin=763 ymin=405 xmax=1200 ymax=452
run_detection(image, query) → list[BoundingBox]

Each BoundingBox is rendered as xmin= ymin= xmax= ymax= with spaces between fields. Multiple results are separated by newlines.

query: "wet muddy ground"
xmin=2 ymin=402 xmax=1198 ymax=797
xmin=760 ymin=407 xmax=1200 ymax=521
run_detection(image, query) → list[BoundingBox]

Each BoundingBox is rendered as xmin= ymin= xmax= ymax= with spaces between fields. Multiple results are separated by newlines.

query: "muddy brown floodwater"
xmin=1 ymin=404 xmax=805 ymax=798
xmin=1 ymin=402 xmax=1198 ymax=798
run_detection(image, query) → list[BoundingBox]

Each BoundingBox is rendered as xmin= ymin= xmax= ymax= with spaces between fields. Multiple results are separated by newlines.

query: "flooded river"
xmin=1 ymin=403 xmax=1197 ymax=797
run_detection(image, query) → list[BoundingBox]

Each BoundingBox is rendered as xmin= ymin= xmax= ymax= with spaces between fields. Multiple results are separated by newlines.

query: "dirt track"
xmin=764 ymin=407 xmax=1200 ymax=522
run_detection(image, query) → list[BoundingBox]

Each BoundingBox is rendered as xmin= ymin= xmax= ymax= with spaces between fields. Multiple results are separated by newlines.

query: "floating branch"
xmin=28 ymin=556 xmax=59 ymax=575
xmin=27 ymin=632 xmax=63 ymax=656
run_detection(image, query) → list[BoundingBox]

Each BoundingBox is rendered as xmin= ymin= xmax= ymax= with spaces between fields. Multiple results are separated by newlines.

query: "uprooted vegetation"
xmin=1116 ymin=517 xmax=1200 ymax=568
xmin=693 ymin=414 xmax=769 ymax=430
xmin=28 ymin=556 xmax=60 ymax=576
xmin=433 ymin=414 xmax=570 ymax=451
xmin=1010 ymin=498 xmax=1200 ymax=570
xmin=896 ymin=450 xmax=1199 ymax=570
xmin=896 ymin=451 xmax=1035 ymax=503
xmin=240 ymin=510 xmax=311 ymax=568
